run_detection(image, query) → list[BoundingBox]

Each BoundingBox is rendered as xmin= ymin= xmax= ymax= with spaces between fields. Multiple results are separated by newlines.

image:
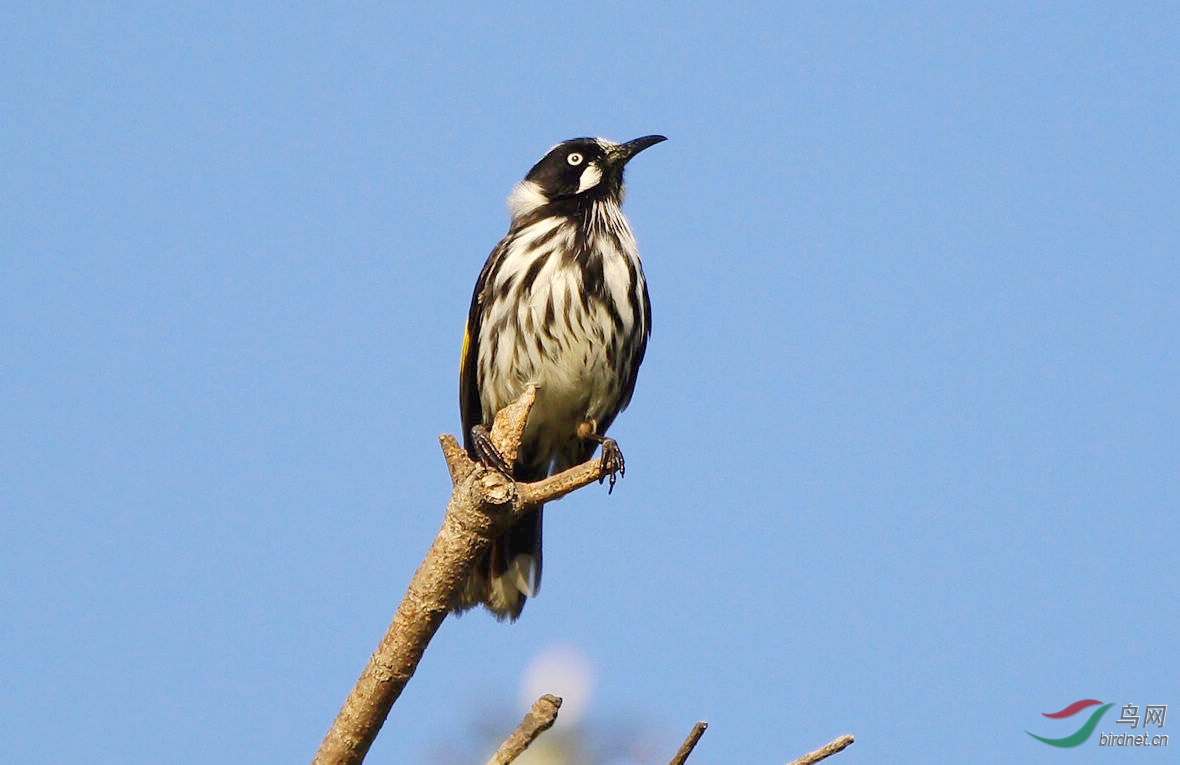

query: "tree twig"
xmin=485 ymin=694 xmax=563 ymax=765
xmin=668 ymin=721 xmax=708 ymax=765
xmin=313 ymin=387 xmax=619 ymax=764
xmin=786 ymin=734 xmax=855 ymax=765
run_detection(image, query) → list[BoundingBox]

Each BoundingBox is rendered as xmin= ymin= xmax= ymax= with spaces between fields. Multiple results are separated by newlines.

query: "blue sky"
xmin=2 ymin=3 xmax=1177 ymax=763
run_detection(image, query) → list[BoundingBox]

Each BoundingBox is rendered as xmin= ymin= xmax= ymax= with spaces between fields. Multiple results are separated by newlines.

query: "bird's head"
xmin=508 ymin=135 xmax=666 ymax=218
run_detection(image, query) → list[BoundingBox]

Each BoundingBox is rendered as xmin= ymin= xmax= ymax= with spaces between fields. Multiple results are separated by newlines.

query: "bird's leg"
xmin=577 ymin=420 xmax=625 ymax=493
xmin=470 ymin=424 xmax=514 ymax=477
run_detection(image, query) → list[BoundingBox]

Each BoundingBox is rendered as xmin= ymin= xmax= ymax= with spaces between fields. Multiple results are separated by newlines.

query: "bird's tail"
xmin=457 ymin=504 xmax=543 ymax=621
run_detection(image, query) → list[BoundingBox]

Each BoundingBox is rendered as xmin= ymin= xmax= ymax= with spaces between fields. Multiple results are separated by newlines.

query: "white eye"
xmin=567 ymin=152 xmax=584 ymax=166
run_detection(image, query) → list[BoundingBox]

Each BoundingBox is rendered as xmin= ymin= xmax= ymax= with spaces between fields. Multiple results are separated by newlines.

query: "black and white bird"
xmin=457 ymin=135 xmax=665 ymax=620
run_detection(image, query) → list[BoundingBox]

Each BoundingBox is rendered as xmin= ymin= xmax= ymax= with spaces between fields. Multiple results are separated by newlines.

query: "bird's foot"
xmin=578 ymin=420 xmax=625 ymax=494
xmin=597 ymin=437 xmax=625 ymax=494
xmin=470 ymin=424 xmax=514 ymax=477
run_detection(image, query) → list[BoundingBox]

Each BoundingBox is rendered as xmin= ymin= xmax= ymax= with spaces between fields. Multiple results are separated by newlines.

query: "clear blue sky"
xmin=3 ymin=3 xmax=1177 ymax=763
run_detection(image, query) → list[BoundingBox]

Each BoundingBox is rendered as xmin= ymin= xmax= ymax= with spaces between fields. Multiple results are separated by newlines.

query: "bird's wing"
xmin=604 ymin=275 xmax=652 ymax=432
xmin=459 ymin=241 xmax=506 ymax=455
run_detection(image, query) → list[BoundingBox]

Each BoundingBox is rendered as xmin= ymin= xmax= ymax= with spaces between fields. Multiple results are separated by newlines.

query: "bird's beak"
xmin=609 ymin=135 xmax=667 ymax=166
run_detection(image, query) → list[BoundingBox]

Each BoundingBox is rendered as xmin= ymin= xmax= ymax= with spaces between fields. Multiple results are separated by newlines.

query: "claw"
xmin=471 ymin=424 xmax=514 ymax=477
xmin=577 ymin=420 xmax=626 ymax=493
xmin=597 ymin=437 xmax=625 ymax=494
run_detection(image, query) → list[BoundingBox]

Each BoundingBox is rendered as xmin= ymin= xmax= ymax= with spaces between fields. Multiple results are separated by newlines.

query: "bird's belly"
xmin=529 ymin=337 xmax=613 ymax=419
xmin=518 ymin=345 xmax=612 ymax=470
xmin=482 ymin=315 xmax=619 ymax=464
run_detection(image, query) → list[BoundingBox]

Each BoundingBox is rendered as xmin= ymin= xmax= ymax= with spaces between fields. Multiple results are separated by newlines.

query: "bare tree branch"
xmin=786 ymin=734 xmax=855 ymax=765
xmin=313 ymin=387 xmax=620 ymax=764
xmin=668 ymin=721 xmax=708 ymax=765
xmin=312 ymin=384 xmax=855 ymax=765
xmin=485 ymin=694 xmax=563 ymax=765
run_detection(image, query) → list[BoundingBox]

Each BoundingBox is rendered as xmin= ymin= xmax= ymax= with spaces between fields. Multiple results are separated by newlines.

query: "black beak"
xmin=609 ymin=135 xmax=667 ymax=166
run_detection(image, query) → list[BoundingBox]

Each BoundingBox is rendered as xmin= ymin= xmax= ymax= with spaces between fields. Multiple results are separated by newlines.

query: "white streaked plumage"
xmin=476 ymin=201 xmax=647 ymax=470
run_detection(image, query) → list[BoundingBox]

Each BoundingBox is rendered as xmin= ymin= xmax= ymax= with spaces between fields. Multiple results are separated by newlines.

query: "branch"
xmin=668 ymin=721 xmax=708 ymax=765
xmin=786 ymin=734 xmax=855 ymax=765
xmin=311 ymin=384 xmax=852 ymax=765
xmin=485 ymin=694 xmax=563 ymax=765
xmin=313 ymin=387 xmax=618 ymax=764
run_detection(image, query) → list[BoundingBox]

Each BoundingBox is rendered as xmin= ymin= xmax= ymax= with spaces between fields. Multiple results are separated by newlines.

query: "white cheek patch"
xmin=577 ymin=165 xmax=603 ymax=193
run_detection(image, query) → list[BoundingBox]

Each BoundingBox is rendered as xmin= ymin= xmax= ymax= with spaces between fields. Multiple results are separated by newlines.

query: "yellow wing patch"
xmin=460 ymin=326 xmax=470 ymax=372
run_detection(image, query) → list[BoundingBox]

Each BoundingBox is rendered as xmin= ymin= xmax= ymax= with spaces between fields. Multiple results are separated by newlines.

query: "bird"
xmin=456 ymin=135 xmax=665 ymax=621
